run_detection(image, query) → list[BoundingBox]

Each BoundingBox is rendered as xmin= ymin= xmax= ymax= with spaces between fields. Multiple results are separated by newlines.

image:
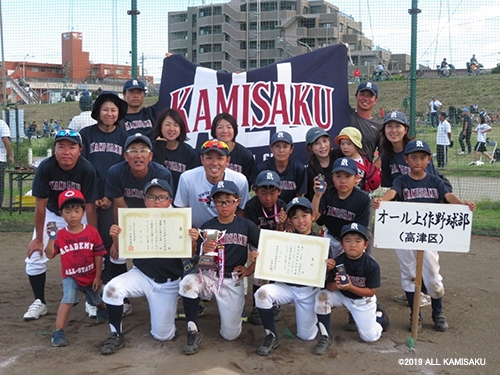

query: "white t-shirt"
xmin=68 ymin=111 xmax=96 ymax=132
xmin=429 ymin=100 xmax=442 ymax=113
xmin=436 ymin=120 xmax=451 ymax=145
xmin=174 ymin=166 xmax=250 ymax=228
xmin=475 ymin=124 xmax=491 ymax=143
xmin=0 ymin=119 xmax=11 ymax=162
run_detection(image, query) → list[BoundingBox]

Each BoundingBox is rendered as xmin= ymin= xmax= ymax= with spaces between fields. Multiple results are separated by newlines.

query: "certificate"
xmin=118 ymin=207 xmax=192 ymax=258
xmin=254 ymin=229 xmax=330 ymax=288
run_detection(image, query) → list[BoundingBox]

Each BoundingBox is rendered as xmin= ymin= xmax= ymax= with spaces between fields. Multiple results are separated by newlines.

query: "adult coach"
xmin=458 ymin=107 xmax=472 ymax=155
xmin=0 ymin=119 xmax=14 ymax=207
xmin=121 ymin=79 xmax=159 ymax=140
xmin=174 ymin=139 xmax=250 ymax=228
xmin=429 ymin=96 xmax=442 ymax=128
xmin=24 ymin=129 xmax=98 ymax=320
xmin=349 ymin=82 xmax=383 ymax=164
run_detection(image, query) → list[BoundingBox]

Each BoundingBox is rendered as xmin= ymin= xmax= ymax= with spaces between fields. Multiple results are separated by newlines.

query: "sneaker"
xmin=458 ymin=151 xmax=467 ymax=155
xmin=468 ymin=161 xmax=477 ymax=166
xmin=23 ymin=299 xmax=48 ymax=321
xmin=249 ymin=307 xmax=262 ymax=325
xmin=408 ymin=316 xmax=423 ymax=333
xmin=273 ymin=305 xmax=282 ymax=322
xmin=85 ymin=301 xmax=97 ymax=318
xmin=51 ymin=329 xmax=67 ymax=347
xmin=122 ymin=301 xmax=133 ymax=317
xmin=313 ymin=335 xmax=333 ymax=356
xmin=376 ymin=304 xmax=390 ymax=332
xmin=420 ymin=294 xmax=431 ymax=308
xmin=96 ymin=308 xmax=108 ymax=324
xmin=432 ymin=313 xmax=449 ymax=332
xmin=346 ymin=312 xmax=357 ymax=331
xmin=101 ymin=332 xmax=126 ymax=355
xmin=257 ymin=333 xmax=279 ymax=356
xmin=490 ymin=159 xmax=496 ymax=164
xmin=241 ymin=310 xmax=248 ymax=323
xmin=394 ymin=294 xmax=407 ymax=304
xmin=183 ymin=330 xmax=203 ymax=355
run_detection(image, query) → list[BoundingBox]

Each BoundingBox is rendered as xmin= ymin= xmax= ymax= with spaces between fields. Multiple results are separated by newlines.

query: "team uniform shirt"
xmin=244 ymin=195 xmax=287 ymax=230
xmin=68 ymin=111 xmax=95 ymax=132
xmin=80 ymin=124 xmax=129 ymax=197
xmin=326 ymin=252 xmax=380 ymax=300
xmin=32 ymin=156 xmax=98 ymax=215
xmin=317 ymin=187 xmax=371 ymax=239
xmin=349 ymin=109 xmax=383 ymax=162
xmin=122 ymin=105 xmax=159 ymax=140
xmin=153 ymin=140 xmax=196 ymax=189
xmin=228 ymin=142 xmax=255 ymax=187
xmin=436 ymin=119 xmax=452 ymax=146
xmin=105 ymin=160 xmax=174 ymax=208
xmin=254 ymin=157 xmax=307 ymax=203
xmin=0 ymin=119 xmax=10 ymax=162
xmin=199 ymin=216 xmax=260 ymax=275
xmin=133 ymin=258 xmax=183 ymax=282
xmin=305 ymin=148 xmax=341 ymax=200
xmin=174 ymin=166 xmax=250 ymax=228
xmin=392 ymin=174 xmax=450 ymax=203
xmin=475 ymin=123 xmax=492 ymax=143
xmin=54 ymin=225 xmax=107 ymax=286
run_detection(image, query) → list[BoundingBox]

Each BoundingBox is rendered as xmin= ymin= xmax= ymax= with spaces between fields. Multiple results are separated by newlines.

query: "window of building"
xmin=351 ymin=56 xmax=358 ymax=65
xmin=349 ymin=43 xmax=356 ymax=51
xmin=116 ymin=69 xmax=123 ymax=74
xmin=213 ymin=25 xmax=221 ymax=34
xmin=320 ymin=22 xmax=332 ymax=28
xmin=261 ymin=40 xmax=275 ymax=50
xmin=214 ymin=44 xmax=222 ymax=52
xmin=240 ymin=41 xmax=247 ymax=49
xmin=200 ymin=44 xmax=213 ymax=53
xmin=240 ymin=22 xmax=246 ymax=31
xmin=249 ymin=59 xmax=257 ymax=69
xmin=192 ymin=50 xmax=197 ymax=63
xmin=213 ymin=61 xmax=222 ymax=70
xmin=310 ymin=5 xmax=323 ymax=14
xmin=240 ymin=4 xmax=247 ymax=11
xmin=339 ymin=24 xmax=344 ymax=32
xmin=192 ymin=14 xmax=197 ymax=27
xmin=249 ymin=41 xmax=257 ymax=49
xmin=249 ymin=22 xmax=257 ymax=30
xmin=225 ymin=33 xmax=230 ymax=42
xmin=261 ymin=59 xmax=275 ymax=66
xmin=298 ymin=18 xmax=316 ymax=29
xmin=200 ymin=62 xmax=212 ymax=68
xmin=225 ymin=52 xmax=230 ymax=61
xmin=249 ymin=3 xmax=257 ymax=11
xmin=199 ymin=8 xmax=211 ymax=17
xmin=225 ymin=15 xmax=230 ymax=23
xmin=280 ymin=1 xmax=296 ymax=11
xmin=261 ymin=20 xmax=278 ymax=30
xmin=200 ymin=26 xmax=212 ymax=35
xmin=239 ymin=60 xmax=247 ymax=70
xmin=213 ymin=6 xmax=222 ymax=15
xmin=262 ymin=1 xmax=278 ymax=11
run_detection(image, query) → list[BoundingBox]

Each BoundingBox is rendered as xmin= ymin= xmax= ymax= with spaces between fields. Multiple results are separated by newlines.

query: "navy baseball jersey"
xmin=392 ymin=174 xmax=449 ymax=203
xmin=199 ymin=216 xmax=260 ymax=273
xmin=121 ymin=105 xmax=158 ymax=140
xmin=228 ymin=142 xmax=255 ymax=187
xmin=244 ymin=195 xmax=287 ymax=230
xmin=153 ymin=140 xmax=196 ymax=189
xmin=327 ymin=252 xmax=380 ymax=299
xmin=32 ymin=156 xmax=98 ymax=215
xmin=318 ymin=187 xmax=371 ymax=239
xmin=79 ymin=124 xmax=129 ymax=197
xmin=105 ymin=160 xmax=174 ymax=208
xmin=254 ymin=157 xmax=307 ymax=203
xmin=350 ymin=109 xmax=383 ymax=162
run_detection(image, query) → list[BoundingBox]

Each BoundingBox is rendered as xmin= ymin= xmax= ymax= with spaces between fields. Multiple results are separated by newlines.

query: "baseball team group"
xmin=22 ymin=77 xmax=475 ymax=357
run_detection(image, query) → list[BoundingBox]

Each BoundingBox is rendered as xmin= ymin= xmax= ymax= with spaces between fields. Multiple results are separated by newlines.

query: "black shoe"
xmin=101 ymin=333 xmax=125 ymax=355
xmin=376 ymin=303 xmax=390 ymax=332
xmin=183 ymin=329 xmax=203 ymax=355
xmin=257 ymin=333 xmax=279 ymax=356
xmin=346 ymin=312 xmax=357 ymax=331
xmin=313 ymin=335 xmax=333 ymax=355
xmin=273 ymin=305 xmax=283 ymax=322
xmin=249 ymin=307 xmax=262 ymax=325
xmin=432 ymin=313 xmax=449 ymax=332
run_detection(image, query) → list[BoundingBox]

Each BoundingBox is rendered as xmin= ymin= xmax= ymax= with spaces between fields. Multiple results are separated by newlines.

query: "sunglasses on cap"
xmin=201 ymin=139 xmax=230 ymax=151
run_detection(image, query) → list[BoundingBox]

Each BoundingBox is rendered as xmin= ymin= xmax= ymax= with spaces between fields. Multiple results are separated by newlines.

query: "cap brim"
xmin=332 ymin=167 xmax=357 ymax=175
xmin=211 ymin=188 xmax=238 ymax=197
xmin=55 ymin=136 xmax=81 ymax=145
xmin=202 ymin=148 xmax=229 ymax=156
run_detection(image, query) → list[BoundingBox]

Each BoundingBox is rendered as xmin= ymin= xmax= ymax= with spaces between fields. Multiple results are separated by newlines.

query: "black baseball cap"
xmin=200 ymin=139 xmax=230 ymax=156
xmin=383 ymin=110 xmax=408 ymax=126
xmin=123 ymin=79 xmax=146 ymax=91
xmin=144 ymin=178 xmax=173 ymax=195
xmin=211 ymin=180 xmax=239 ymax=197
xmin=54 ymin=129 xmax=82 ymax=146
xmin=356 ymin=82 xmax=378 ymax=96
xmin=254 ymin=170 xmax=281 ymax=189
xmin=285 ymin=197 xmax=313 ymax=215
xmin=270 ymin=131 xmax=293 ymax=146
xmin=340 ymin=222 xmax=368 ymax=241
xmin=404 ymin=140 xmax=432 ymax=155
xmin=124 ymin=133 xmax=153 ymax=150
xmin=332 ymin=157 xmax=358 ymax=175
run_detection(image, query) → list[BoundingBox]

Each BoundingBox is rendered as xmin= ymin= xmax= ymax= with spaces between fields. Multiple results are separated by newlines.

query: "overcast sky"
xmin=2 ymin=0 xmax=499 ymax=81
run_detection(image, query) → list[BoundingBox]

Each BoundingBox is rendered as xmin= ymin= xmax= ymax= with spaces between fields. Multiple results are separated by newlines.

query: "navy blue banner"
xmin=157 ymin=44 xmax=350 ymax=164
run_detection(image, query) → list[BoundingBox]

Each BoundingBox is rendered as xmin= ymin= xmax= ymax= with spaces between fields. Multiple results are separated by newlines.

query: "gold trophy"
xmin=197 ymin=229 xmax=226 ymax=270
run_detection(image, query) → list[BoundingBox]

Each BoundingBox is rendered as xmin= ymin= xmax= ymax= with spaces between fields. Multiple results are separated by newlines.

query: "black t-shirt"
xmin=199 ymin=216 xmax=260 ymax=273
xmin=228 ymin=142 xmax=255 ymax=188
xmin=305 ymin=148 xmax=342 ymax=200
xmin=153 ymin=140 xmax=196 ymax=190
xmin=133 ymin=258 xmax=183 ymax=281
xmin=326 ymin=252 xmax=380 ymax=299
xmin=79 ymin=124 xmax=129 ymax=197
xmin=32 ymin=156 xmax=98 ymax=215
xmin=318 ymin=187 xmax=371 ymax=239
xmin=349 ymin=108 xmax=383 ymax=162
xmin=105 ymin=161 xmax=174 ymax=208
xmin=121 ymin=105 xmax=159 ymax=140
xmin=254 ymin=157 xmax=307 ymax=203
xmin=244 ymin=195 xmax=287 ymax=230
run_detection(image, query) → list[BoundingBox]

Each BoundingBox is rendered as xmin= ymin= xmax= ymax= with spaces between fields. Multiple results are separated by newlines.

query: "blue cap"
xmin=286 ymin=197 xmax=313 ymax=215
xmin=404 ymin=140 xmax=432 ymax=155
xmin=332 ymin=157 xmax=358 ymax=175
xmin=124 ymin=133 xmax=153 ymax=150
xmin=356 ymin=82 xmax=378 ymax=96
xmin=211 ymin=180 xmax=239 ymax=197
xmin=123 ymin=79 xmax=146 ymax=91
xmin=271 ymin=131 xmax=293 ymax=146
xmin=462 ymin=107 xmax=469 ymax=112
xmin=383 ymin=110 xmax=408 ymax=126
xmin=254 ymin=170 xmax=281 ymax=189
xmin=144 ymin=178 xmax=173 ymax=195
xmin=305 ymin=127 xmax=330 ymax=144
xmin=340 ymin=222 xmax=368 ymax=240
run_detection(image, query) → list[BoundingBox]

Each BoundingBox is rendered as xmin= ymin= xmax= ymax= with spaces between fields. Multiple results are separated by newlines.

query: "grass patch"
xmin=472 ymin=200 xmax=500 ymax=236
xmin=0 ymin=210 xmax=34 ymax=232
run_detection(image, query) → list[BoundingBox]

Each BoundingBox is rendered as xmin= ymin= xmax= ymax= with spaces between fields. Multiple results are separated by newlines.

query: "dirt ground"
xmin=0 ymin=232 xmax=498 ymax=375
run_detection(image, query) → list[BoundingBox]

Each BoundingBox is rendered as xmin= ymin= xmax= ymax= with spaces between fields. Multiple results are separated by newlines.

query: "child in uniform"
xmin=253 ymin=197 xmax=335 ymax=356
xmin=373 ymin=140 xmax=476 ymax=332
xmin=179 ymin=180 xmax=260 ymax=355
xmin=313 ymin=223 xmax=389 ymax=355
xmin=45 ymin=189 xmax=108 ymax=347
xmin=469 ymin=116 xmax=495 ymax=165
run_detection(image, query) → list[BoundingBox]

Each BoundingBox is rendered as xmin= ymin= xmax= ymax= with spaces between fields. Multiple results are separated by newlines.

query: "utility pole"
xmin=128 ymin=0 xmax=140 ymax=79
xmin=408 ymin=0 xmax=420 ymax=138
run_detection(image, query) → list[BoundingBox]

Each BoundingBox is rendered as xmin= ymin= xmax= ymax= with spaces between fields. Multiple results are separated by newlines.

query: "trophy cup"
xmin=197 ymin=229 xmax=226 ymax=270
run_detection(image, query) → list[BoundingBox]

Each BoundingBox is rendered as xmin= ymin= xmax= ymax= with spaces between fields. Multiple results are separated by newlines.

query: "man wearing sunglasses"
xmin=24 ymin=129 xmax=99 ymax=321
xmin=174 ymin=139 xmax=250 ymax=228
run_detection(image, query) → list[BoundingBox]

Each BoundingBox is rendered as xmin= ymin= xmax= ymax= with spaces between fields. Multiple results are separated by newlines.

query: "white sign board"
xmin=373 ymin=201 xmax=473 ymax=252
